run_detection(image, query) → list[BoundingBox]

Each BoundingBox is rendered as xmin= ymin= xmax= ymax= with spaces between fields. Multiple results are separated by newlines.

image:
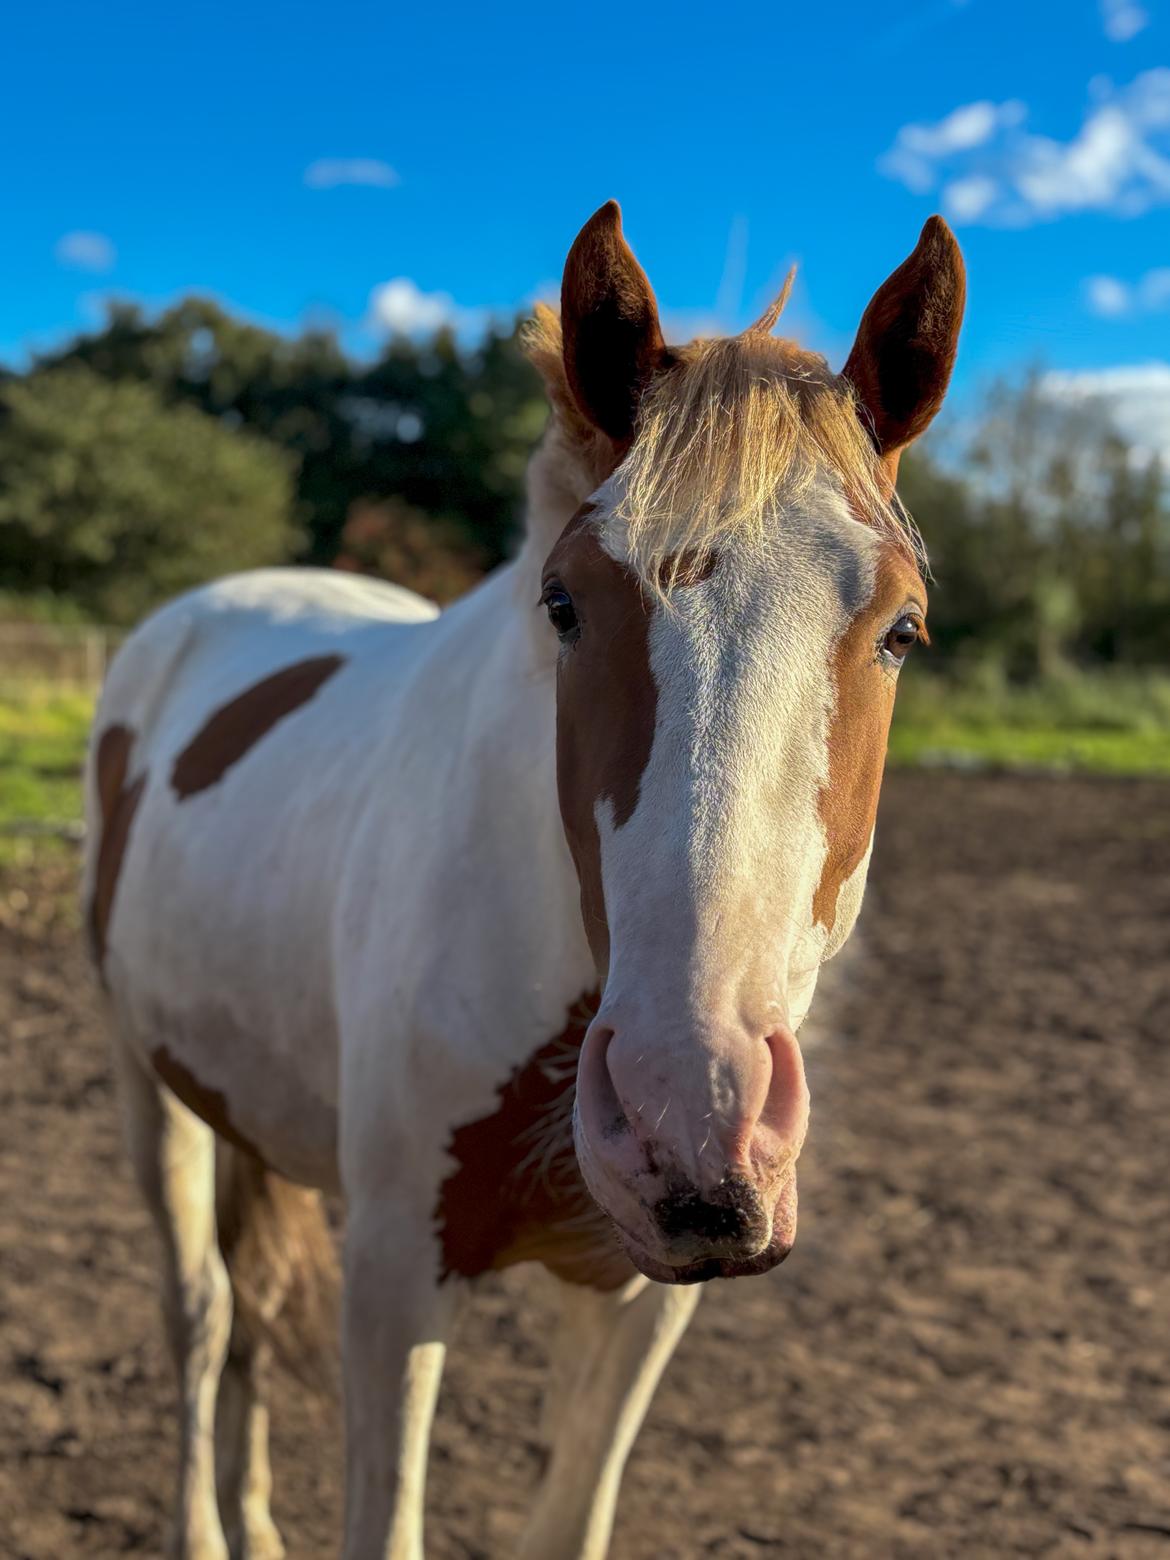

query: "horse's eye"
xmin=883 ymin=615 xmax=922 ymax=663
xmin=543 ymin=588 xmax=579 ymax=644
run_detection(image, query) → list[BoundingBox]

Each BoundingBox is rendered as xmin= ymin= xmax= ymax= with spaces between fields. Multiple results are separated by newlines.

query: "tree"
xmin=41 ymin=301 xmax=549 ymax=569
xmin=24 ymin=301 xmax=1170 ymax=672
xmin=899 ymin=375 xmax=1170 ymax=674
xmin=333 ymin=498 xmax=485 ymax=604
xmin=0 ymin=366 xmax=296 ymax=624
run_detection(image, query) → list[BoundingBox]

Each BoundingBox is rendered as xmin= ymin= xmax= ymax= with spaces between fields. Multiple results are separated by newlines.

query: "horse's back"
xmin=85 ymin=567 xmax=439 ymax=1187
xmin=91 ymin=566 xmax=437 ymax=760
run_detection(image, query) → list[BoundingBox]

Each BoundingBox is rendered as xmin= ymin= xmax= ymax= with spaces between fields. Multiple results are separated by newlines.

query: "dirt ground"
xmin=1 ymin=773 xmax=1168 ymax=1559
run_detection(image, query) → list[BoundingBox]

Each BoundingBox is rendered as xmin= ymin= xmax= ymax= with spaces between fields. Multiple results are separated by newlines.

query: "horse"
xmin=82 ymin=200 xmax=964 ymax=1559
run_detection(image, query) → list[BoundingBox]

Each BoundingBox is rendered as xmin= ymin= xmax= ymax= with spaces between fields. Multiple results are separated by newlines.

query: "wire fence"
xmin=0 ymin=623 xmax=121 ymax=689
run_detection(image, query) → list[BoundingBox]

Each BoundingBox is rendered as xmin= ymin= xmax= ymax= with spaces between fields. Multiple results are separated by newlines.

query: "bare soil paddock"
xmin=1 ymin=773 xmax=1168 ymax=1559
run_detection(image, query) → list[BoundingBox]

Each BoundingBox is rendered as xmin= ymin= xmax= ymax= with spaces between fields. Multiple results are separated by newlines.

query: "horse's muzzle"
xmin=572 ymin=1012 xmax=806 ymax=1281
xmin=611 ymin=1168 xmax=799 ymax=1284
xmin=653 ymin=1172 xmax=771 ymax=1256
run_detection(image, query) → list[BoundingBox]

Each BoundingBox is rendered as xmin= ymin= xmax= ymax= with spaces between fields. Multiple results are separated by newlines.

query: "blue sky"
xmin=5 ymin=0 xmax=1170 ymax=447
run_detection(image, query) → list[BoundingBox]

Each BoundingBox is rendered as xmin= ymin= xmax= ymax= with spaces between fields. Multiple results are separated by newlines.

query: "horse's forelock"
xmin=524 ymin=310 xmax=924 ymax=595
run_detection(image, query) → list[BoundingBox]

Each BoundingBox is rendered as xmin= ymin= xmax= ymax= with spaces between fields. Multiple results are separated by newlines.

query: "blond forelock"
xmin=522 ymin=304 xmax=925 ymax=593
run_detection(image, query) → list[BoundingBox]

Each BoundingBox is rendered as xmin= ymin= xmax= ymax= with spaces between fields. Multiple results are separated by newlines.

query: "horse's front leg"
xmin=518 ymin=1274 xmax=701 ymax=1560
xmin=339 ymin=1192 xmax=456 ymax=1560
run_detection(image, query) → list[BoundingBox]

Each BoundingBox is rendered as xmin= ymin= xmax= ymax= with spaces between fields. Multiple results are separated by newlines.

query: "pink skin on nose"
xmin=752 ymin=1027 xmax=811 ymax=1176
xmin=573 ymin=1015 xmax=810 ymax=1277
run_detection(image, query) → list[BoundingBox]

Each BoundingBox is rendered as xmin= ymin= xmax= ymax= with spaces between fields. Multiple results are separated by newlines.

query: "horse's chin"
xmin=610 ymin=1174 xmax=798 ymax=1285
xmin=615 ymin=1229 xmax=796 ymax=1284
xmin=583 ymin=1158 xmax=801 ymax=1285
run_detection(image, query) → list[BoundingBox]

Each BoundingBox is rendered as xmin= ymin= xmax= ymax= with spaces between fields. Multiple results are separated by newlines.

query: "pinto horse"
xmin=83 ymin=202 xmax=964 ymax=1559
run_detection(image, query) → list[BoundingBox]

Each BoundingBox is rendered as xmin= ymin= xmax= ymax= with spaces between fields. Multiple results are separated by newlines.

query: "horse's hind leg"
xmin=114 ymin=1042 xmax=233 ymax=1560
xmin=212 ymin=1146 xmax=339 ymax=1560
xmin=215 ymin=1322 xmax=283 ymax=1560
xmin=517 ymin=1275 xmax=701 ymax=1560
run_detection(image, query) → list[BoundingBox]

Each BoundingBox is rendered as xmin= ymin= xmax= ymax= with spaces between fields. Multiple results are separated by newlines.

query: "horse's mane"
xmin=524 ymin=301 xmax=924 ymax=591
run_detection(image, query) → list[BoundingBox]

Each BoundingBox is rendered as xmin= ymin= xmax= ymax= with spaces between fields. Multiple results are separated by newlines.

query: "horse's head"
xmin=531 ymin=202 xmax=964 ymax=1284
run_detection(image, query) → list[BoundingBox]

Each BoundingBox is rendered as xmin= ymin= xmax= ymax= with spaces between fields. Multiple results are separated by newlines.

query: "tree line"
xmin=0 ymin=296 xmax=1166 ymax=676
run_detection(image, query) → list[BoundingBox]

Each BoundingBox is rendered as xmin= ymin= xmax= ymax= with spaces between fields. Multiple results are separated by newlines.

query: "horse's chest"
xmin=434 ymin=994 xmax=634 ymax=1292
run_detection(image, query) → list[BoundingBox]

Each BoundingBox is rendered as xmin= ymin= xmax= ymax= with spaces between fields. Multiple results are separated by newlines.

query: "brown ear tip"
xmin=921 ymin=213 xmax=962 ymax=254
xmin=593 ymin=198 xmax=623 ymax=229
xmin=568 ymin=201 xmax=625 ymax=260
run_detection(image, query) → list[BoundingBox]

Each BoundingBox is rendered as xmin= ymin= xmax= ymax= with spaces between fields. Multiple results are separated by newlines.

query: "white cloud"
xmin=1042 ymin=363 xmax=1170 ymax=461
xmin=1085 ymin=268 xmax=1170 ymax=315
xmin=879 ymin=70 xmax=1170 ymax=225
xmin=1101 ymin=0 xmax=1149 ymax=41
xmin=1085 ymin=275 xmax=1133 ymax=315
xmin=941 ymin=174 xmax=1001 ymax=221
xmin=370 ymin=278 xmax=454 ymax=333
xmin=305 ymin=158 xmax=399 ymax=190
xmin=55 ymin=231 xmax=116 ymax=273
xmin=368 ymin=277 xmax=489 ymax=337
xmin=880 ymin=100 xmax=1025 ymax=193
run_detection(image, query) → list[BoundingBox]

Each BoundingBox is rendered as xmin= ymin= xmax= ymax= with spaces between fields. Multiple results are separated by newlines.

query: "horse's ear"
xmin=561 ymin=201 xmax=672 ymax=445
xmin=842 ymin=216 xmax=965 ymax=478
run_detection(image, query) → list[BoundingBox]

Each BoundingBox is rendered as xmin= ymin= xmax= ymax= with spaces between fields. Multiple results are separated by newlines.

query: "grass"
xmin=891 ymin=667 xmax=1170 ymax=776
xmin=0 ymin=665 xmax=1166 ymax=877
xmin=0 ymin=683 xmax=92 ymax=869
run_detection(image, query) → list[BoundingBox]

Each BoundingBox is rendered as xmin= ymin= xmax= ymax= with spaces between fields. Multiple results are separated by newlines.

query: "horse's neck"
xmin=517 ymin=417 xmax=600 ymax=565
xmin=338 ymin=456 xmax=595 ymax=1073
xmin=391 ymin=530 xmax=588 ymax=977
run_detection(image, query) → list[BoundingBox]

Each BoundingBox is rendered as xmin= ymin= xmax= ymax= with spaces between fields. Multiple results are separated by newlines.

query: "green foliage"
xmin=39 ymin=300 xmax=547 ymax=569
xmin=899 ymin=372 xmax=1170 ymax=675
xmin=0 ymin=589 xmax=96 ymax=625
xmin=0 ymin=366 xmax=296 ymax=625
xmin=890 ymin=667 xmax=1170 ymax=775
xmin=7 ymin=300 xmax=1170 ymax=685
xmin=334 ymin=498 xmax=485 ymax=605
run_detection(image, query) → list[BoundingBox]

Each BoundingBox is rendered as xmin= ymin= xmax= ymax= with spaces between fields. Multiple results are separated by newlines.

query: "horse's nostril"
xmin=578 ymin=1024 xmax=632 ymax=1141
xmin=652 ymin=1174 xmax=767 ymax=1249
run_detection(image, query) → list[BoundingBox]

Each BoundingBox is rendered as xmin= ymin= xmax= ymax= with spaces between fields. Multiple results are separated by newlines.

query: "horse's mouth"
xmin=611 ymin=1170 xmax=798 ymax=1284
xmin=616 ymin=1228 xmax=796 ymax=1284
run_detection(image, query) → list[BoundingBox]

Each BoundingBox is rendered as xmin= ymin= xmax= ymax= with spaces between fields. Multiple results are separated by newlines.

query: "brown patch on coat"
xmin=435 ymin=992 xmax=634 ymax=1290
xmin=88 ymin=724 xmax=146 ymax=969
xmin=150 ymin=1044 xmax=262 ymax=1159
xmin=544 ymin=507 xmax=659 ymax=972
xmin=170 ymin=654 xmax=346 ymax=800
xmin=813 ymin=549 xmax=927 ymax=933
